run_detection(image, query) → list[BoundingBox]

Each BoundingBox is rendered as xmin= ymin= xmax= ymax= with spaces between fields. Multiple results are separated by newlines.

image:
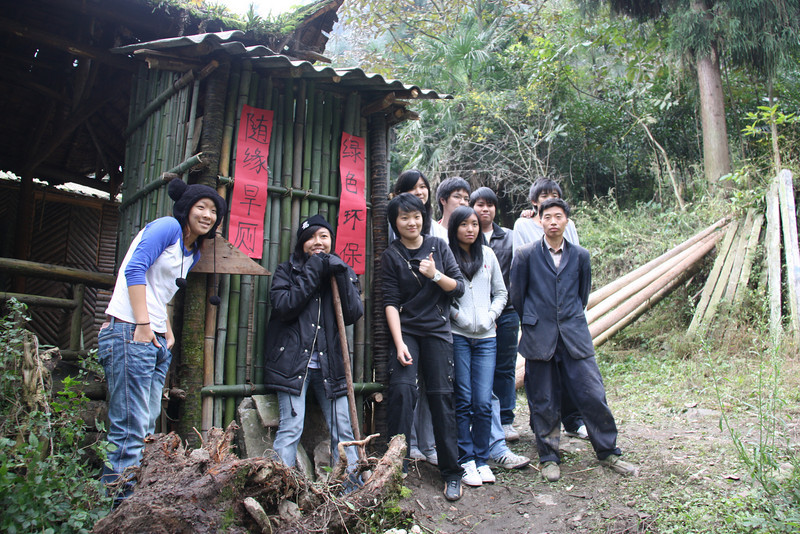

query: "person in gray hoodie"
xmin=448 ymin=206 xmax=508 ymax=488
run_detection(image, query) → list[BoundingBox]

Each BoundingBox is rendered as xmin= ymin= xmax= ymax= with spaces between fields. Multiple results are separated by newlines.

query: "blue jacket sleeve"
xmin=124 ymin=217 xmax=184 ymax=286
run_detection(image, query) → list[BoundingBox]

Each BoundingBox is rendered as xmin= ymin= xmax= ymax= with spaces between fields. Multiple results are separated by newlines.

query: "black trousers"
xmin=387 ymin=334 xmax=463 ymax=482
xmin=524 ymin=335 xmax=621 ymax=464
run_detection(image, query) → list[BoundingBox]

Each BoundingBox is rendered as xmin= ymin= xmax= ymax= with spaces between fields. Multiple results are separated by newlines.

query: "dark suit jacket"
xmin=510 ymin=237 xmax=594 ymax=361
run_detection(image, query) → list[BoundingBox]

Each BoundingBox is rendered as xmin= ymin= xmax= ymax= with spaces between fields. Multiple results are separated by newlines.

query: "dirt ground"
xmin=395 ymin=391 xmax=750 ymax=533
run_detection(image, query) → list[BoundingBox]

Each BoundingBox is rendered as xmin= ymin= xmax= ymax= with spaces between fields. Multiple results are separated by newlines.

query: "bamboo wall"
xmin=120 ymin=60 xmax=378 ymax=433
xmin=213 ymin=61 xmax=371 ymax=428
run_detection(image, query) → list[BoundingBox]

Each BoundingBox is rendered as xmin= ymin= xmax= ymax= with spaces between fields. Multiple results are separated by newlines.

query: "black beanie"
xmin=294 ymin=214 xmax=334 ymax=259
xmin=168 ymin=179 xmax=227 ymax=241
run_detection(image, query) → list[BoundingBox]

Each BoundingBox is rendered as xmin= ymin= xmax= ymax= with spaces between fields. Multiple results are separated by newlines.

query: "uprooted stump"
xmin=92 ymin=424 xmax=407 ymax=534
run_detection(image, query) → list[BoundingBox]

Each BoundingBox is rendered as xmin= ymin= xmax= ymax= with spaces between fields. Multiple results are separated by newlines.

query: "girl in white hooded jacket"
xmin=448 ymin=206 xmax=508 ymax=488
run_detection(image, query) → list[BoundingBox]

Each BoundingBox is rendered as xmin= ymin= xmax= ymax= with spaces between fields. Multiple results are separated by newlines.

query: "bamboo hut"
xmin=0 ymin=0 xmax=449 ymax=454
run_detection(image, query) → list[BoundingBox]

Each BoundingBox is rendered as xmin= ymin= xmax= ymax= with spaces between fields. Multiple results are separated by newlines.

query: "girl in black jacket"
xmin=382 ymin=193 xmax=466 ymax=501
xmin=264 ymin=215 xmax=363 ymax=472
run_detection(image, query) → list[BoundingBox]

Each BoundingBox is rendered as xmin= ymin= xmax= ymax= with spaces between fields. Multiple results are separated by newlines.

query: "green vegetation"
xmin=0 ymin=300 xmax=111 ymax=533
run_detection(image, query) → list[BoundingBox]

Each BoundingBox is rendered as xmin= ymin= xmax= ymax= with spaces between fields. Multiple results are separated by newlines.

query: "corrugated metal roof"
xmin=111 ymin=31 xmax=451 ymax=99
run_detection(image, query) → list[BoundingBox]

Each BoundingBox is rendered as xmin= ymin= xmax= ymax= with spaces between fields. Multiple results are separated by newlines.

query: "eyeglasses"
xmin=450 ymin=194 xmax=469 ymax=202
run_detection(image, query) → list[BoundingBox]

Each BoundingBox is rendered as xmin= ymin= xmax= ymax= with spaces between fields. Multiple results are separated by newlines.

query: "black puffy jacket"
xmin=264 ymin=253 xmax=363 ymax=398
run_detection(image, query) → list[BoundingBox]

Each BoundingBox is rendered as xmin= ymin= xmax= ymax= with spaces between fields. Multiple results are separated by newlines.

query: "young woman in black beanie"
xmin=264 ymin=214 xmax=363 ymax=475
xmin=99 ymin=178 xmax=226 ymax=501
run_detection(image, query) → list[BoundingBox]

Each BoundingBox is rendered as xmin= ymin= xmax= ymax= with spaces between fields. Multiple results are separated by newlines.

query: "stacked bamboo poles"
xmin=777 ymin=169 xmax=800 ymax=337
xmin=513 ymin=218 xmax=730 ymax=389
xmin=688 ymin=210 xmax=765 ymax=334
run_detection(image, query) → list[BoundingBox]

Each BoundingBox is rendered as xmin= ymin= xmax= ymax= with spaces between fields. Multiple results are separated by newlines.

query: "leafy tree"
xmin=579 ymin=0 xmax=800 ymax=187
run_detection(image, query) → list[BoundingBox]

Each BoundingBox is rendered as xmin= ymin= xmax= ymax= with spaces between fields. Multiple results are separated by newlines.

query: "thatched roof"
xmin=0 ymin=0 xmax=344 ymax=195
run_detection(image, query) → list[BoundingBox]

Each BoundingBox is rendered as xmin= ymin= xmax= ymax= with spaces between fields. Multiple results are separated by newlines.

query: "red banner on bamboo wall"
xmin=336 ymin=133 xmax=367 ymax=274
xmin=229 ymin=105 xmax=273 ymax=259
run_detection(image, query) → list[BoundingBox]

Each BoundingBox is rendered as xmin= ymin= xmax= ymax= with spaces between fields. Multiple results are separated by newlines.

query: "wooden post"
xmin=778 ymin=169 xmax=800 ymax=338
xmin=766 ymin=173 xmax=783 ymax=343
xmin=69 ymin=283 xmax=85 ymax=351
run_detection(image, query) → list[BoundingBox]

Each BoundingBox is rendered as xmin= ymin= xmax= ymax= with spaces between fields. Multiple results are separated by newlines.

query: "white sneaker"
xmin=477 ymin=464 xmax=496 ymax=483
xmin=502 ymin=423 xmax=520 ymax=441
xmin=461 ymin=460 xmax=483 ymax=487
xmin=425 ymin=450 xmax=439 ymax=466
xmin=565 ymin=425 xmax=589 ymax=440
xmin=490 ymin=450 xmax=531 ymax=470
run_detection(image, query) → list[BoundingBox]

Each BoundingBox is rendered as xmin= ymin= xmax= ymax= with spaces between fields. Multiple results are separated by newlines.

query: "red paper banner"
xmin=336 ymin=133 xmax=367 ymax=274
xmin=229 ymin=105 xmax=273 ymax=259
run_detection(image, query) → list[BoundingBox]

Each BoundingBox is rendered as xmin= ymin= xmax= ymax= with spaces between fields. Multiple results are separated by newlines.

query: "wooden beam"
xmin=778 ymin=169 xmax=800 ymax=336
xmin=0 ymin=16 xmax=135 ymax=71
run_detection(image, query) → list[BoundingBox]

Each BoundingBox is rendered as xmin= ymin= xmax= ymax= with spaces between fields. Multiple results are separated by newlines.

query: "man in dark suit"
xmin=510 ymin=198 xmax=637 ymax=482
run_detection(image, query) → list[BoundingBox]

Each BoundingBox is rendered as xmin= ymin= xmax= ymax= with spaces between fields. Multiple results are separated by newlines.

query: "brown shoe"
xmin=541 ymin=461 xmax=560 ymax=482
xmin=600 ymin=455 xmax=638 ymax=476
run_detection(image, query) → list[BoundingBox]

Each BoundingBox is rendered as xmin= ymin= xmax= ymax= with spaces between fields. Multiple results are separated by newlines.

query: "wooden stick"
xmin=766 ymin=174 xmax=783 ymax=343
xmin=330 ymin=276 xmax=364 ymax=461
xmin=778 ymin=169 xmax=800 ymax=337
xmin=733 ymin=212 xmax=765 ymax=304
xmin=687 ymin=219 xmax=740 ymax=333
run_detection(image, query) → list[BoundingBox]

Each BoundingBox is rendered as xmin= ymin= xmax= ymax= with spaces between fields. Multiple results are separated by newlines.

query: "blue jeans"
xmin=453 ymin=335 xmax=496 ymax=466
xmin=98 ymin=317 xmax=171 ymax=487
xmin=494 ymin=310 xmax=520 ymax=425
xmin=273 ymin=368 xmax=359 ymax=470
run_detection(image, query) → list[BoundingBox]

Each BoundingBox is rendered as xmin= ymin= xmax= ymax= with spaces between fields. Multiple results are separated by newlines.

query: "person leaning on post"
xmin=99 ymin=178 xmax=226 ymax=504
xmin=263 ymin=214 xmax=363 ymax=485
xmin=382 ymin=192 xmax=466 ymax=502
xmin=510 ymin=197 xmax=638 ymax=483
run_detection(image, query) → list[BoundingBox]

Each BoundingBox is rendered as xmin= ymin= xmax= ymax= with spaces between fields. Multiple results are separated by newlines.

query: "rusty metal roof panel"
xmin=112 ymin=32 xmax=450 ymax=99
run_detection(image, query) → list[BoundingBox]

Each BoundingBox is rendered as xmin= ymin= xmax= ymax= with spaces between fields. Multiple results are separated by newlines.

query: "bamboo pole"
xmin=272 ymin=90 xmax=284 ymax=189
xmin=586 ymin=234 xmax=717 ymax=325
xmin=778 ymin=169 xmax=800 ymax=337
xmin=588 ymin=217 xmax=729 ymax=310
xmin=320 ymin=93 xmax=333 ymax=221
xmin=766 ymin=174 xmax=782 ymax=343
xmin=733 ymin=212 xmax=765 ymax=304
xmin=700 ymin=220 xmax=744 ymax=330
xmin=291 ymin=82 xmax=306 ymax=249
xmin=723 ymin=209 xmax=755 ymax=302
xmin=593 ymin=259 xmax=704 ymax=348
xmin=310 ymin=91 xmax=324 ymax=215
xmin=590 ymin=232 xmax=723 ymax=338
xmin=687 ymin=219 xmax=740 ymax=333
xmin=281 ymin=85 xmax=294 ymax=260
xmin=301 ymin=82 xmax=315 ymax=220
xmin=224 ymin=274 xmax=241 ymax=425
xmin=236 ymin=275 xmax=253 ymax=385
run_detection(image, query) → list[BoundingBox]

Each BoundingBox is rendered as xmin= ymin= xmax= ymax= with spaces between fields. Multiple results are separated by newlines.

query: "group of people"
xmin=381 ymin=171 xmax=637 ymax=501
xmin=99 ymin=170 xmax=635 ymax=507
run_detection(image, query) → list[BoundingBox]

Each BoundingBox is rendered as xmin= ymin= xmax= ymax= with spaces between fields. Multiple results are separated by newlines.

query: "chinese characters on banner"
xmin=229 ymin=105 xmax=273 ymax=259
xmin=336 ymin=133 xmax=367 ymax=274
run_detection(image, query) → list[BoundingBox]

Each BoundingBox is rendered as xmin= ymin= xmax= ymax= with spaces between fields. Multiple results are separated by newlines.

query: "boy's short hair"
xmin=387 ymin=193 xmax=426 ymax=237
xmin=436 ymin=176 xmax=471 ymax=210
xmin=529 ymin=177 xmax=564 ymax=203
xmin=469 ymin=186 xmax=498 ymax=207
xmin=538 ymin=197 xmax=570 ymax=218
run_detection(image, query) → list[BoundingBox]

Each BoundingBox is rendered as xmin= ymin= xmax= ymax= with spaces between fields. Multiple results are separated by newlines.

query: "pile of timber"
xmin=514 ymin=216 xmax=732 ymax=388
xmin=686 ymin=209 xmax=763 ymax=334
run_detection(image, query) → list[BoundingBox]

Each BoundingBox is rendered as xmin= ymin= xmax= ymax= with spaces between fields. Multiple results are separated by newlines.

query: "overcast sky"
xmin=219 ymin=0 xmax=307 ymax=17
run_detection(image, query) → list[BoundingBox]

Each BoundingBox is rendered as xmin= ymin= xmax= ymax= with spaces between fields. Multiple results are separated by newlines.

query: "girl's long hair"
xmin=448 ymin=206 xmax=483 ymax=280
xmin=393 ymin=169 xmax=432 ymax=235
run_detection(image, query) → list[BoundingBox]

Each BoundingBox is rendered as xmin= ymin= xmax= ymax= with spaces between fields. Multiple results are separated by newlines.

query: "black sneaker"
xmin=443 ymin=479 xmax=463 ymax=501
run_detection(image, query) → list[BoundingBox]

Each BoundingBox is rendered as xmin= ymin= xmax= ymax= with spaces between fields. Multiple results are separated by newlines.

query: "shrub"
xmin=0 ymin=299 xmax=111 ymax=533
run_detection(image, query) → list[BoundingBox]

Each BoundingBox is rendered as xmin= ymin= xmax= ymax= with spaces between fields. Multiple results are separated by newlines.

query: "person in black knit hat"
xmin=264 ymin=214 xmax=364 ymax=481
xmin=100 ymin=177 xmax=226 ymax=503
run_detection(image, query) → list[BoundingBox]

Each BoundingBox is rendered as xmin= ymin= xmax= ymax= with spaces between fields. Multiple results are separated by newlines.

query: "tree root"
xmin=92 ymin=425 xmax=407 ymax=534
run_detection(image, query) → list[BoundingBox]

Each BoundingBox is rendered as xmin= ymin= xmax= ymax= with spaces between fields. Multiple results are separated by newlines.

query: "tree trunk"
xmin=693 ymin=3 xmax=731 ymax=189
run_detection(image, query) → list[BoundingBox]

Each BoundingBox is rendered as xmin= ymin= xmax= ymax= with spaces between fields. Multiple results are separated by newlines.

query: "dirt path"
xmin=396 ymin=392 xmax=745 ymax=533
